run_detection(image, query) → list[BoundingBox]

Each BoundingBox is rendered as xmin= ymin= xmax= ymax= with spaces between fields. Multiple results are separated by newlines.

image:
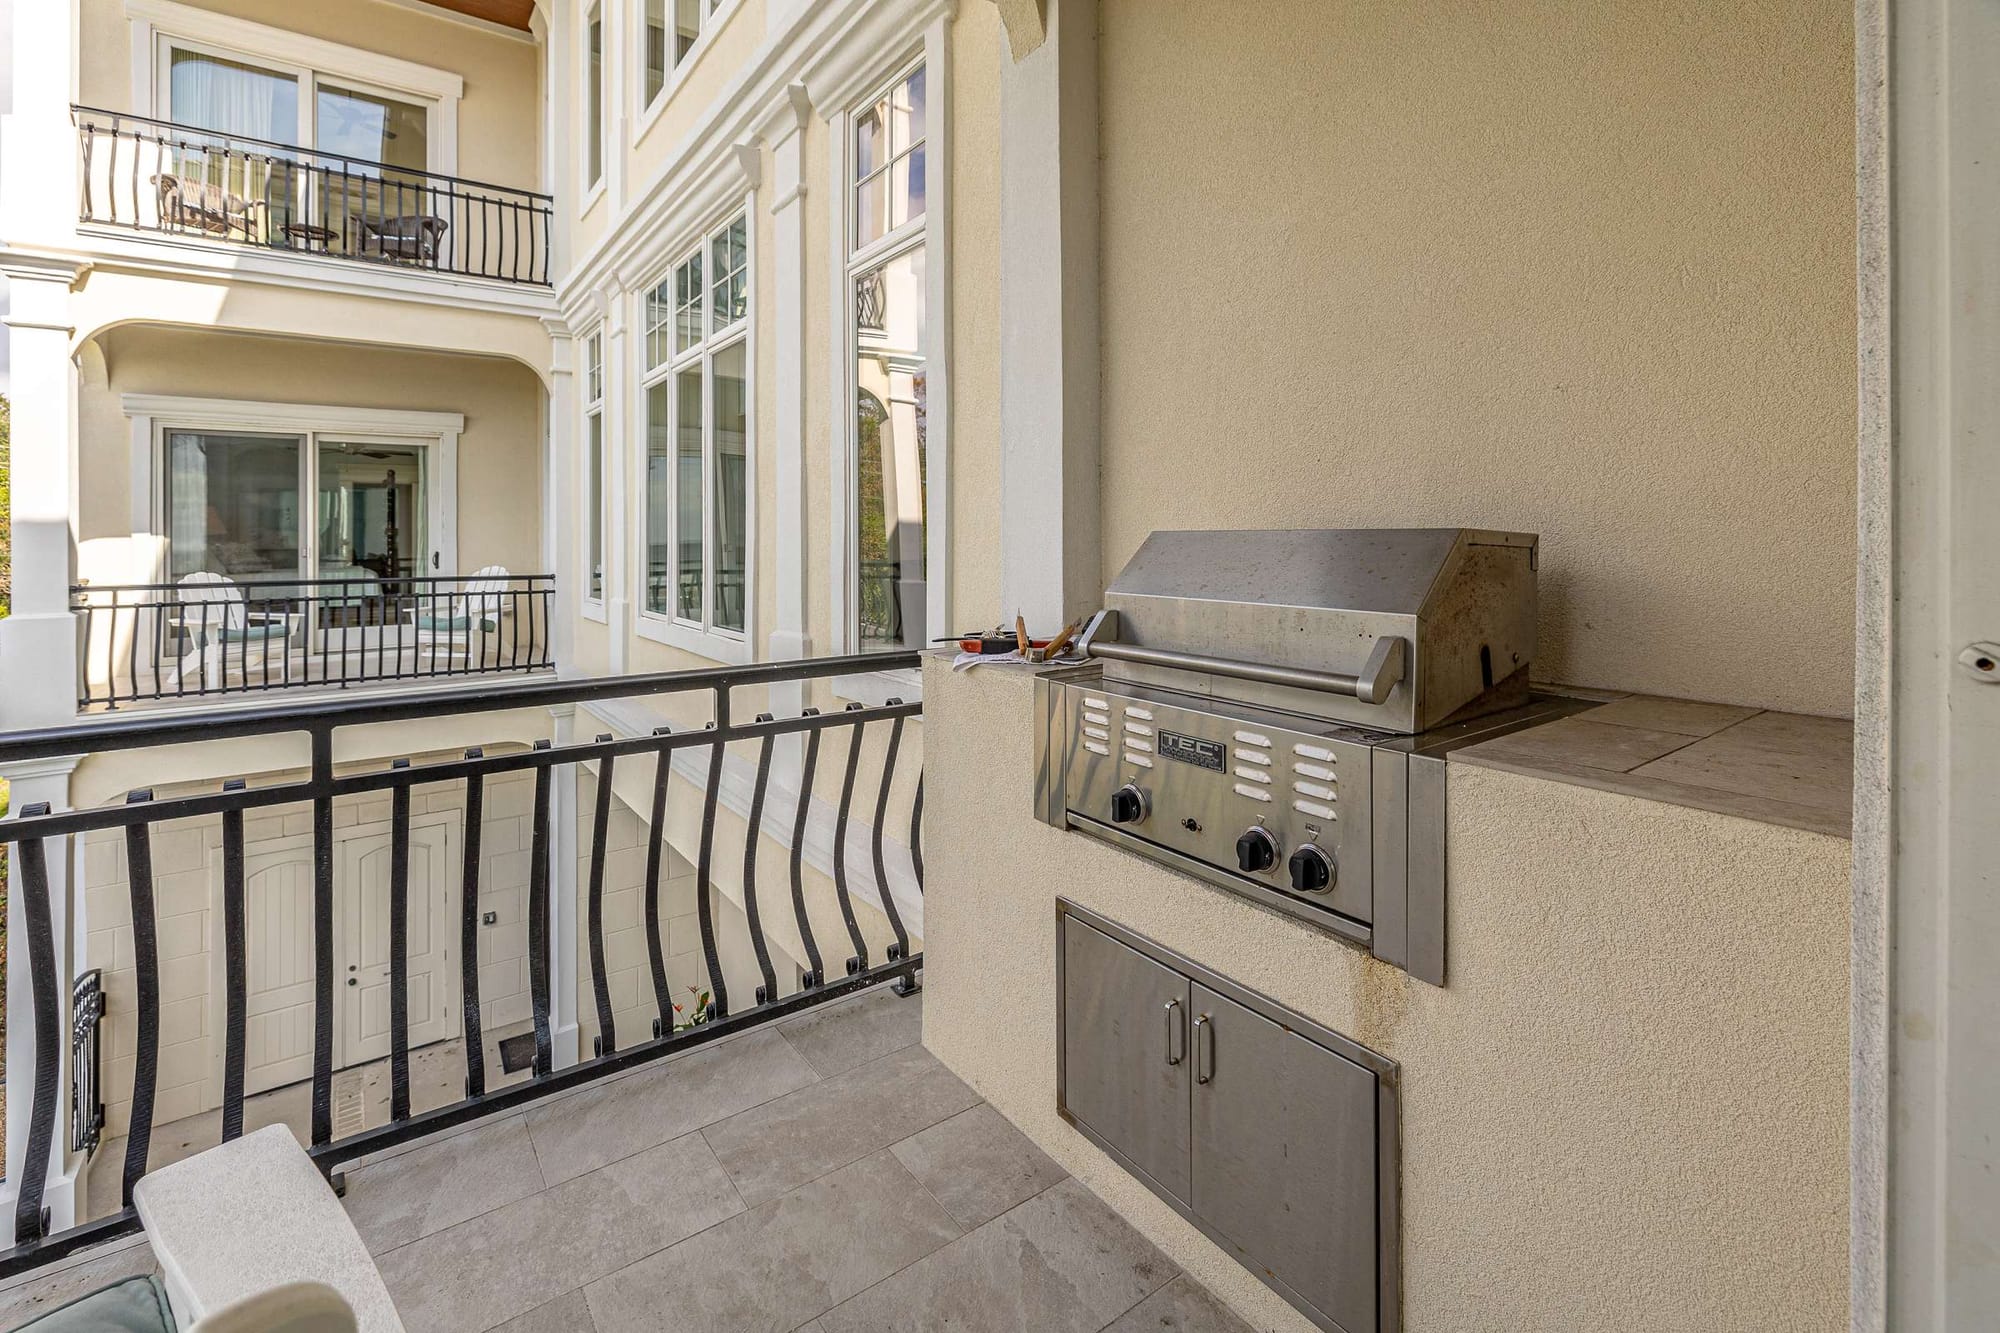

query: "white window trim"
xmin=635 ymin=205 xmax=757 ymax=665
xmin=580 ymin=0 xmax=608 ymax=213
xmin=826 ymin=24 xmax=950 ymax=703
xmin=582 ymin=326 xmax=609 ymax=621
xmin=125 ymin=0 xmax=462 ymax=174
xmin=634 ymin=0 xmax=743 ymax=140
xmin=119 ymin=394 xmax=463 ymax=582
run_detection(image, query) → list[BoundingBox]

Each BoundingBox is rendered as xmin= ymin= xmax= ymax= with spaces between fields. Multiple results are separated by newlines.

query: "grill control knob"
xmin=1110 ymin=784 xmax=1148 ymax=825
xmin=1235 ymin=826 xmax=1279 ymax=874
xmin=1288 ymin=844 xmax=1335 ymax=895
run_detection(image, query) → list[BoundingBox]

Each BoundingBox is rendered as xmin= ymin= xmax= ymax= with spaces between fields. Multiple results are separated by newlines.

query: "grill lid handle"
xmin=1077 ymin=609 xmax=1408 ymax=705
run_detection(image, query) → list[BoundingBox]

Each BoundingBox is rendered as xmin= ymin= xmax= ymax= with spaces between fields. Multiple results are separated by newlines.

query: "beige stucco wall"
xmin=77 ymin=0 xmax=540 ymax=192
xmin=1074 ymin=0 xmax=1856 ymax=716
xmin=79 ymin=324 xmax=545 ymax=579
xmin=921 ymin=659 xmax=1849 ymax=1332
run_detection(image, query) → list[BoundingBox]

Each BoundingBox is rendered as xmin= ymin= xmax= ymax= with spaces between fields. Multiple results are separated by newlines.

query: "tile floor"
xmin=1 ymin=988 xmax=1253 ymax=1333
xmin=82 ymin=1020 xmax=539 ymax=1223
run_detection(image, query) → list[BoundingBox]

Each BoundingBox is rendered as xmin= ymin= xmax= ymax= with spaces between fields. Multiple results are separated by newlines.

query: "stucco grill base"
xmin=920 ymin=659 xmax=1848 ymax=1333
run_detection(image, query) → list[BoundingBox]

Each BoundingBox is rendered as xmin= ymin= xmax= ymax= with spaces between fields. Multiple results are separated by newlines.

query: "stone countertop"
xmin=1451 ymin=691 xmax=1853 ymax=839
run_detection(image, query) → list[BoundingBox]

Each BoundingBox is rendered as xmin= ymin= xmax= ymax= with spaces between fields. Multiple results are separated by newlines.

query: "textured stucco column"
xmin=996 ymin=0 xmax=1101 ymax=633
xmin=0 ymin=255 xmax=87 ymax=732
xmin=0 ymin=758 xmax=83 ymax=1244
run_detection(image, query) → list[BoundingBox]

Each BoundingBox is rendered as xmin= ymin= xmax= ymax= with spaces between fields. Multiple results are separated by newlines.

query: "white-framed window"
xmin=642 ymin=0 xmax=728 ymax=111
xmin=641 ymin=213 xmax=751 ymax=649
xmin=119 ymin=395 xmax=465 ymax=586
xmin=584 ymin=3 xmax=605 ymax=196
xmin=841 ymin=56 xmax=936 ymax=656
xmin=585 ymin=329 xmax=606 ymax=604
xmin=158 ymin=39 xmax=437 ymax=171
xmin=128 ymin=3 xmax=461 ymax=173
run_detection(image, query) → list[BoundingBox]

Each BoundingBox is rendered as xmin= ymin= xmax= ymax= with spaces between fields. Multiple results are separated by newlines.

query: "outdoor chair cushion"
xmin=414 ymin=614 xmax=497 ymax=633
xmin=15 ymin=1274 xmax=174 ymax=1331
xmin=217 ymin=623 xmax=291 ymax=643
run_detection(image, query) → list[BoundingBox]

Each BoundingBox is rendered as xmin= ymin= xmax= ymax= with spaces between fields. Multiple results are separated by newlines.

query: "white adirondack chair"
xmin=166 ymin=572 xmax=299 ymax=692
xmin=403 ymin=565 xmax=514 ymax=668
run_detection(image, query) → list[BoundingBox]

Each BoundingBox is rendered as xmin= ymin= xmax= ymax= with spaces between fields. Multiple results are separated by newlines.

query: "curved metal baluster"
xmin=740 ymin=723 xmax=780 ymax=1004
xmin=694 ymin=728 xmax=730 ymax=1018
xmin=869 ymin=713 xmax=911 ymax=962
xmin=10 ymin=809 xmax=60 ymax=1241
xmin=220 ymin=784 xmax=248 ymax=1141
xmin=830 ymin=706 xmax=870 ymax=973
xmin=388 ymin=762 xmax=413 ymax=1121
xmin=587 ymin=741 xmax=617 ymax=1055
xmin=527 ymin=742 xmax=554 ymax=1077
xmin=788 ymin=715 xmax=825 ymax=987
xmin=122 ymin=792 xmax=161 ymax=1205
xmin=460 ymin=754 xmax=487 ymax=1099
xmin=642 ymin=733 xmax=673 ymax=1035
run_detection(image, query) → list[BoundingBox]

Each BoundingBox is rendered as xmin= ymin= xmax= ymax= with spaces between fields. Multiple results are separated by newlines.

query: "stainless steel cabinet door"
xmin=1190 ymin=985 xmax=1379 ymax=1332
xmin=1060 ymin=920 xmax=1193 ymax=1202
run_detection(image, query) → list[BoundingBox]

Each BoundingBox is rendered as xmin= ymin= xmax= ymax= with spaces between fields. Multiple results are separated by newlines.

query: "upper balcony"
xmin=73 ymin=107 xmax=553 ymax=287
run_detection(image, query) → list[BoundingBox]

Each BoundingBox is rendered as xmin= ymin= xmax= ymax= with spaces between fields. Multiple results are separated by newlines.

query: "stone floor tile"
xmin=343 ymin=1114 xmax=546 ymax=1254
xmin=778 ymin=988 xmax=925 ymax=1077
xmin=582 ymin=1150 xmax=960 ymax=1333
xmin=526 ymin=1028 xmax=819 ymax=1185
xmin=815 ymin=1179 xmax=1177 ymax=1333
xmin=889 ymin=1103 xmax=1067 ymax=1230
xmin=489 ymin=1290 xmax=596 ymax=1333
xmin=702 ymin=1041 xmax=981 ymax=1207
xmin=1100 ymin=1276 xmax=1255 ymax=1333
xmin=376 ymin=1131 xmax=743 ymax=1333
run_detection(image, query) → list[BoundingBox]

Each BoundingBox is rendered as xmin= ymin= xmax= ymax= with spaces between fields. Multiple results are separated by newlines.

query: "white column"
xmin=0 ymin=256 xmax=87 ymax=733
xmin=765 ymin=85 xmax=814 ymax=753
xmin=1863 ymin=0 xmax=2000 ymax=1327
xmin=547 ymin=704 xmax=581 ymax=1069
xmin=0 ymin=757 xmax=84 ymax=1244
xmin=0 ymin=0 xmax=80 ymax=250
xmin=543 ymin=324 xmax=579 ymax=676
xmin=996 ymin=0 xmax=1101 ymax=632
xmin=602 ymin=290 xmax=632 ymax=675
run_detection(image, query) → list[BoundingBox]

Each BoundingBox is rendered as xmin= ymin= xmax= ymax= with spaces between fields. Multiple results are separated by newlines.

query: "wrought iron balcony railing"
xmin=73 ymin=573 xmax=556 ymax=710
xmin=73 ymin=106 xmax=554 ymax=286
xmin=0 ymin=651 xmax=925 ymax=1272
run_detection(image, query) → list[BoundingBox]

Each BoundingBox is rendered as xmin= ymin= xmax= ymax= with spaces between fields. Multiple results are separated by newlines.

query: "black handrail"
xmin=73 ymin=573 xmax=556 ymax=710
xmin=0 ymin=651 xmax=926 ymax=1272
xmin=73 ymin=105 xmax=553 ymax=286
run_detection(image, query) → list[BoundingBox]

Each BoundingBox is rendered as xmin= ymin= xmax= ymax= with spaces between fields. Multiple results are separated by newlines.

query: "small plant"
xmin=671 ymin=985 xmax=712 ymax=1033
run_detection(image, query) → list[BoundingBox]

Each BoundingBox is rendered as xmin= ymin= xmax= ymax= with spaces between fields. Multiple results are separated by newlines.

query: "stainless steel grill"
xmin=1035 ymin=529 xmax=1580 ymax=984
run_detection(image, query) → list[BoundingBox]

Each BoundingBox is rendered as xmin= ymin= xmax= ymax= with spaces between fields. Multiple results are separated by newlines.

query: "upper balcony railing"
xmin=74 ymin=572 xmax=556 ymax=711
xmin=73 ymin=106 xmax=554 ymax=286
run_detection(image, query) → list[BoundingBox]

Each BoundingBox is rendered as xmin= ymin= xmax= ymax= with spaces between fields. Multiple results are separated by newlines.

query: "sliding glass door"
xmin=317 ymin=442 xmax=426 ymax=583
xmin=165 ymin=431 xmax=304 ymax=580
xmin=164 ymin=431 xmax=430 ymax=586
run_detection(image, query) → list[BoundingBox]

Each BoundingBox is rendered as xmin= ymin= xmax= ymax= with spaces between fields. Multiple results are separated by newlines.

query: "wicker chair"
xmin=359 ymin=214 xmax=448 ymax=265
xmin=152 ymin=173 xmax=265 ymax=242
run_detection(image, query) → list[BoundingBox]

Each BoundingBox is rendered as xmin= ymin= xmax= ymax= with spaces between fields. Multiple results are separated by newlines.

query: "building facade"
xmin=4 ymin=1 xmax=1986 ymax=1330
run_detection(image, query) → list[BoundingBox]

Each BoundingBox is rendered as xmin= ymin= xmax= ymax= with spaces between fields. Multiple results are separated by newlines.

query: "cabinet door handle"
xmin=1193 ymin=1012 xmax=1213 ymax=1085
xmin=1163 ymin=998 xmax=1183 ymax=1066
